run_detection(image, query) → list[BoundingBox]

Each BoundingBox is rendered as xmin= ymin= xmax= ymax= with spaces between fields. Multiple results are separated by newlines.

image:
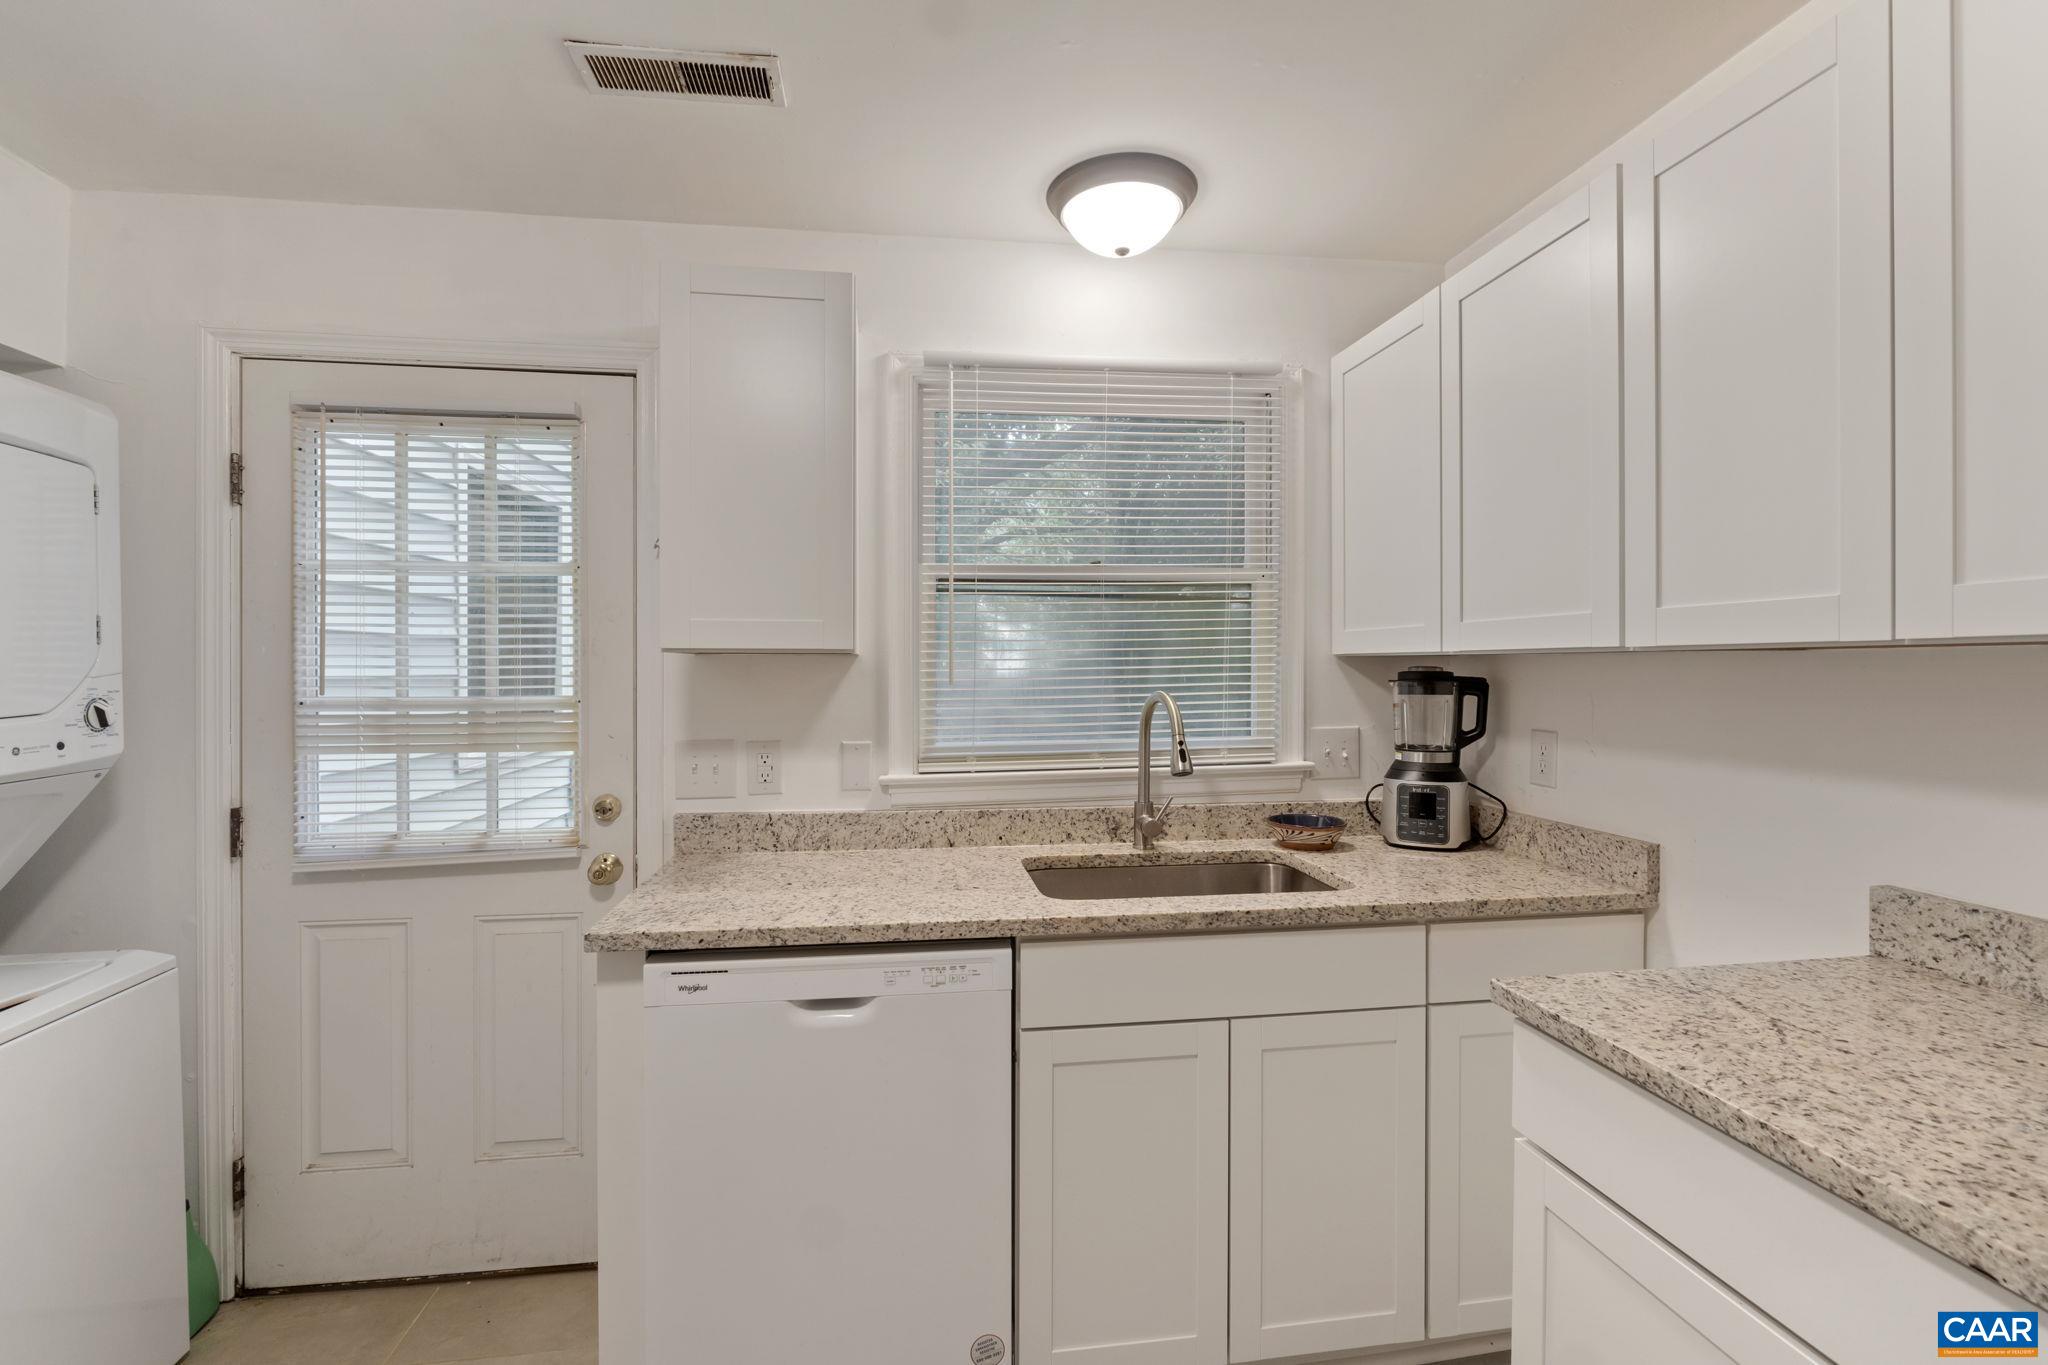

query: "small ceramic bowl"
xmin=1267 ymin=812 xmax=1346 ymax=852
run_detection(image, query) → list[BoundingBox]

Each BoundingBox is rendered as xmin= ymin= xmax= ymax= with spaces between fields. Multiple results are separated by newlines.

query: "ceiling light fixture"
xmin=1046 ymin=153 xmax=1198 ymax=258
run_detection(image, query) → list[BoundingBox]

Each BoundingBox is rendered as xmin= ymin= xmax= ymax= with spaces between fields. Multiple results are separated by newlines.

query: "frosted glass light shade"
xmin=1047 ymin=153 xmax=1198 ymax=258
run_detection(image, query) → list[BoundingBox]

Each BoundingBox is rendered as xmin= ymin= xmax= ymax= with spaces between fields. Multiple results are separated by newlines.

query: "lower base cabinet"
xmin=1425 ymin=1003 xmax=1514 ymax=1338
xmin=1230 ymin=1010 xmax=1426 ymax=1360
xmin=1019 ymin=1021 xmax=1231 ymax=1365
xmin=1019 ymin=1011 xmax=1428 ymax=1365
xmin=1512 ymin=1142 xmax=1826 ymax=1365
xmin=1015 ymin=918 xmax=1643 ymax=1365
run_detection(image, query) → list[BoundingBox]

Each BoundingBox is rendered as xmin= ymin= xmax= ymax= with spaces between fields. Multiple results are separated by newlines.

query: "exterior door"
xmin=238 ymin=360 xmax=636 ymax=1287
xmin=1622 ymin=0 xmax=1892 ymax=646
xmin=1019 ymin=1021 xmax=1229 ymax=1365
xmin=1228 ymin=1009 xmax=1426 ymax=1360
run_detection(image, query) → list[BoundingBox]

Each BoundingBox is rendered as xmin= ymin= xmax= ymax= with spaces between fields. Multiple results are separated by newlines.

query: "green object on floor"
xmin=186 ymin=1202 xmax=220 ymax=1338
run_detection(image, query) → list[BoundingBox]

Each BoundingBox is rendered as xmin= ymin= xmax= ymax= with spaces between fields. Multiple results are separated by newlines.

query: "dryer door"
xmin=0 ymin=442 xmax=98 ymax=720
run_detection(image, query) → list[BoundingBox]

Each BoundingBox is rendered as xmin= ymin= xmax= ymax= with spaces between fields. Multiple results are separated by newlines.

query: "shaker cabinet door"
xmin=1331 ymin=290 xmax=1442 ymax=655
xmin=1896 ymin=0 xmax=2048 ymax=639
xmin=1228 ymin=1009 xmax=1426 ymax=1360
xmin=658 ymin=263 xmax=856 ymax=652
xmin=1439 ymin=170 xmax=1622 ymax=653
xmin=1426 ymin=1002 xmax=1515 ymax=1339
xmin=1019 ymin=1022 xmax=1229 ymax=1365
xmin=1513 ymin=1142 xmax=1829 ymax=1365
xmin=1622 ymin=0 xmax=1892 ymax=646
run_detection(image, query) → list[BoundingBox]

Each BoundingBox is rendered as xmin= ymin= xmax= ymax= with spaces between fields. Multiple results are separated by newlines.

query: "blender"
xmin=1375 ymin=666 xmax=1492 ymax=849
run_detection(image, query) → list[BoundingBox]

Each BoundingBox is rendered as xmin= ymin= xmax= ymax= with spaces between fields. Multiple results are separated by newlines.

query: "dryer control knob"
xmin=83 ymin=698 xmax=113 ymax=732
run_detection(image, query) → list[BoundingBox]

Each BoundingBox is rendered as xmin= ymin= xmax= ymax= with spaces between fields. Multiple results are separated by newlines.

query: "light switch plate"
xmin=840 ymin=740 xmax=873 ymax=791
xmin=746 ymin=740 xmax=783 ymax=796
xmin=1309 ymin=726 xmax=1361 ymax=780
xmin=676 ymin=740 xmax=737 ymax=799
xmin=1531 ymin=729 xmax=1559 ymax=788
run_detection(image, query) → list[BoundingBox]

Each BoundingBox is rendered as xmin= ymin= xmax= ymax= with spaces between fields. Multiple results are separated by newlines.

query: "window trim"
xmin=881 ymin=354 xmax=1307 ymax=803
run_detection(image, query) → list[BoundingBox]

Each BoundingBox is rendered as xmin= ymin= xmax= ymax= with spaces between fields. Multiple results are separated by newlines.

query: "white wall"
xmin=0 ymin=142 xmax=69 ymax=368
xmin=1437 ymin=646 xmax=2048 ymax=967
xmin=0 ymin=189 xmax=1436 ymax=1196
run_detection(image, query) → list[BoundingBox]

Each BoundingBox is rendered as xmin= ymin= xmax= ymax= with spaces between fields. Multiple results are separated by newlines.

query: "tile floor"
xmin=182 ymin=1271 xmax=1509 ymax=1365
xmin=182 ymin=1267 xmax=595 ymax=1365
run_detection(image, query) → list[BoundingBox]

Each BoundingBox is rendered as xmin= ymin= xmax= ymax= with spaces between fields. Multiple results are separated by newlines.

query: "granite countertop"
xmin=585 ymin=801 xmax=1657 ymax=953
xmin=1494 ymin=887 xmax=2048 ymax=1308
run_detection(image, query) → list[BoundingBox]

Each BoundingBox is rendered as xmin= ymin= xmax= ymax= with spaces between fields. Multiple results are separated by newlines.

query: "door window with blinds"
xmin=916 ymin=365 xmax=1286 ymax=774
xmin=292 ymin=411 xmax=583 ymax=863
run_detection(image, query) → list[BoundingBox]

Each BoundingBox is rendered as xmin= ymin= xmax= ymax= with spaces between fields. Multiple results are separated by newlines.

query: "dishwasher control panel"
xmin=645 ymin=941 xmax=1013 ymax=1006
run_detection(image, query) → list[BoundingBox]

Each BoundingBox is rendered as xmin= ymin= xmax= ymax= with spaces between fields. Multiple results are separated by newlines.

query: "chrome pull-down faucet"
xmin=1133 ymin=690 xmax=1195 ymax=851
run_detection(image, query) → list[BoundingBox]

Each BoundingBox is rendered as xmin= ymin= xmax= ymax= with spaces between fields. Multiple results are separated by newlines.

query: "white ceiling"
xmin=0 ymin=0 xmax=1804 ymax=262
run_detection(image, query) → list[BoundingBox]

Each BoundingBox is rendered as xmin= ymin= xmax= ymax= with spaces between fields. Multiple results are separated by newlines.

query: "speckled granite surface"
xmin=587 ymin=803 xmax=1655 ymax=952
xmin=1495 ymin=949 xmax=2048 ymax=1306
xmin=1872 ymin=885 xmax=2048 ymax=1006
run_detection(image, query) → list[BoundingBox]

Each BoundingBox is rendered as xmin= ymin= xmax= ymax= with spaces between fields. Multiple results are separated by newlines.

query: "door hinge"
xmin=92 ymin=483 xmax=100 ymax=514
xmin=228 ymin=806 xmax=245 ymax=860
xmin=231 ymin=1157 xmax=245 ymax=1212
xmin=95 ymin=615 xmax=101 ymax=645
xmin=228 ymin=452 xmax=245 ymax=506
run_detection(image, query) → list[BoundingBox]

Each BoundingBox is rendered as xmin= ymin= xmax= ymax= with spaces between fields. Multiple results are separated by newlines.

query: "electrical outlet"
xmin=1308 ymin=726 xmax=1361 ymax=780
xmin=1531 ymin=729 xmax=1559 ymax=788
xmin=840 ymin=740 xmax=873 ymax=791
xmin=746 ymin=740 xmax=782 ymax=795
xmin=676 ymin=739 xmax=737 ymax=799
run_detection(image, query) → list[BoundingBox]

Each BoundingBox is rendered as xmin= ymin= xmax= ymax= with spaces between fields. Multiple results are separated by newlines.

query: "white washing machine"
xmin=0 ymin=370 xmax=181 ymax=1359
xmin=0 ymin=950 xmax=187 ymax=1362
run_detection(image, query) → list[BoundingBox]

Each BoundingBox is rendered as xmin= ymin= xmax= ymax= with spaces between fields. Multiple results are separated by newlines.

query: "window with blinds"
xmin=916 ymin=365 xmax=1285 ymax=775
xmin=292 ymin=411 xmax=582 ymax=863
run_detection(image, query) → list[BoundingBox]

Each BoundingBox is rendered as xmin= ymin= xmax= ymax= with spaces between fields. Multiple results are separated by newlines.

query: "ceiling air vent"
xmin=565 ymin=42 xmax=785 ymax=106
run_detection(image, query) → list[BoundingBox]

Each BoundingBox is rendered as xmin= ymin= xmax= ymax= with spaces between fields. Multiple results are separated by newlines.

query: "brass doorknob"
xmin=592 ymin=793 xmax=622 ymax=824
xmin=587 ymin=852 xmax=625 ymax=886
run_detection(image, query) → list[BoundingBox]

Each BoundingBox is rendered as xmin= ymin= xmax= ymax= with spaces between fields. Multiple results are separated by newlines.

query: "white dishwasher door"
xmin=642 ymin=942 xmax=1014 ymax=1365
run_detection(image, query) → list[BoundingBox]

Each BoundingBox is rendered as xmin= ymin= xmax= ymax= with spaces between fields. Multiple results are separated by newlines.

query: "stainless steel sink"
xmin=1027 ymin=860 xmax=1335 ymax=900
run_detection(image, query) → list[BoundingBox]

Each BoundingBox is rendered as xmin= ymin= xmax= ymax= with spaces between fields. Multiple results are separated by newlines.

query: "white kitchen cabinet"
xmin=1019 ymin=1021 xmax=1229 ymax=1365
xmin=1227 ymin=1009 xmax=1425 ymax=1360
xmin=1512 ymin=1141 xmax=1829 ymax=1365
xmin=1896 ymin=0 xmax=2048 ymax=638
xmin=1514 ymin=1024 xmax=2026 ymax=1365
xmin=1439 ymin=170 xmax=1621 ymax=652
xmin=658 ymin=263 xmax=855 ymax=652
xmin=1330 ymin=290 xmax=1441 ymax=654
xmin=1425 ymin=1002 xmax=1513 ymax=1339
xmin=1622 ymin=0 xmax=1892 ymax=647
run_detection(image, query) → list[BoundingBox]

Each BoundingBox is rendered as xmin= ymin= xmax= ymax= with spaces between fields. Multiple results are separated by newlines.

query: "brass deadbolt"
xmin=592 ymin=793 xmax=622 ymax=824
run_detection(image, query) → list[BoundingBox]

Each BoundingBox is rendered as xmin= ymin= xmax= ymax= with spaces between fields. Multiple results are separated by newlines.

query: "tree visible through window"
xmin=916 ymin=366 xmax=1285 ymax=774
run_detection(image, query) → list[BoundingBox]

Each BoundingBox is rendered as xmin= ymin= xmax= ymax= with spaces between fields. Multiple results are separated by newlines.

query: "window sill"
xmin=876 ymin=761 xmax=1313 ymax=808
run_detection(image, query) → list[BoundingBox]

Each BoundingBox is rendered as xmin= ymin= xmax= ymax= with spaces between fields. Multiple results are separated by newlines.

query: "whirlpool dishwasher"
xmin=642 ymin=942 xmax=1014 ymax=1365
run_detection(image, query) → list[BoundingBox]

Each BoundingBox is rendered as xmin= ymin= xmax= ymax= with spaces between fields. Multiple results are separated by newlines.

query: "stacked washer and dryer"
xmin=0 ymin=368 xmax=188 ymax=1362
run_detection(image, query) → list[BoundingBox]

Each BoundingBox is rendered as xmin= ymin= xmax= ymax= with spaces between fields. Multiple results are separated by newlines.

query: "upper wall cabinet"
xmin=1895 ymin=0 xmax=2048 ymax=639
xmin=659 ymin=264 xmax=856 ymax=652
xmin=1331 ymin=291 xmax=1442 ymax=654
xmin=1440 ymin=171 xmax=1622 ymax=652
xmin=1622 ymin=0 xmax=1892 ymax=647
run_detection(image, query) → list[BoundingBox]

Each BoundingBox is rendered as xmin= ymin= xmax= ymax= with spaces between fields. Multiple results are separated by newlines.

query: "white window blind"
xmin=292 ymin=411 xmax=583 ymax=864
xmin=916 ymin=364 xmax=1286 ymax=774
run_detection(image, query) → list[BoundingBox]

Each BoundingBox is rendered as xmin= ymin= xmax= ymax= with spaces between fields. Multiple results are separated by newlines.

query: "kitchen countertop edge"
xmin=1491 ymin=962 xmax=2048 ymax=1309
